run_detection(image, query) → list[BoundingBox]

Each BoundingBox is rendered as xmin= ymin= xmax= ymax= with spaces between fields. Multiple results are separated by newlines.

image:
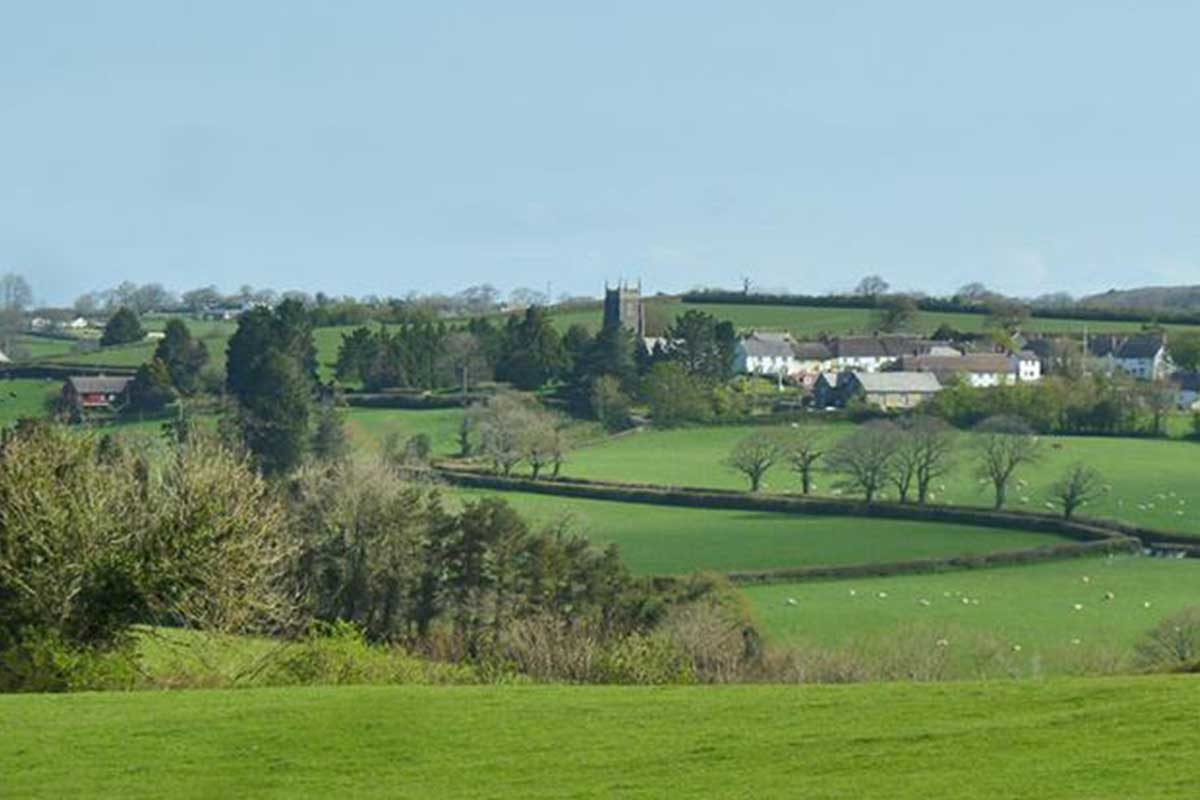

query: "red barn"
xmin=62 ymin=375 xmax=133 ymax=411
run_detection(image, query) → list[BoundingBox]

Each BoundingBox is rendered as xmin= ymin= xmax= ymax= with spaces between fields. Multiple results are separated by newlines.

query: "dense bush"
xmin=0 ymin=423 xmax=296 ymax=691
xmin=1134 ymin=607 xmax=1200 ymax=673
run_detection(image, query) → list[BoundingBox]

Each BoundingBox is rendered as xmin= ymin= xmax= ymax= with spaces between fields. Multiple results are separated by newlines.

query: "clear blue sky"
xmin=4 ymin=1 xmax=1199 ymax=305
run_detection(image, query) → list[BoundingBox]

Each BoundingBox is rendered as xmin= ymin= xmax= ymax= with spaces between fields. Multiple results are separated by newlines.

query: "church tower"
xmin=603 ymin=281 xmax=645 ymax=337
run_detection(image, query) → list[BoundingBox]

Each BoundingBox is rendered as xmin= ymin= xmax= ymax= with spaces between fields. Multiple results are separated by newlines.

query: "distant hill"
xmin=1082 ymin=285 xmax=1200 ymax=312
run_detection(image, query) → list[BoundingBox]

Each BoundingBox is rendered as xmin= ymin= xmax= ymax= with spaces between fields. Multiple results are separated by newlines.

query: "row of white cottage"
xmin=733 ymin=332 xmax=1042 ymax=388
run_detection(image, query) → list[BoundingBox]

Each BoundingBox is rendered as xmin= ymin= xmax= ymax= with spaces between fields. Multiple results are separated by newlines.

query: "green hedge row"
xmin=680 ymin=290 xmax=1200 ymax=327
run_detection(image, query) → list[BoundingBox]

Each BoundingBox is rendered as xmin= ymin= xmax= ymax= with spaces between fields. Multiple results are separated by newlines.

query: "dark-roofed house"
xmin=1114 ymin=335 xmax=1170 ymax=380
xmin=1171 ymin=372 xmax=1200 ymax=410
xmin=832 ymin=371 xmax=942 ymax=410
xmin=1087 ymin=334 xmax=1170 ymax=380
xmin=62 ymin=376 xmax=134 ymax=412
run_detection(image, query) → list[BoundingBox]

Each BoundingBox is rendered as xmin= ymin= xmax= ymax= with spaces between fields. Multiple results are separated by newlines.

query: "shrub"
xmin=1134 ymin=607 xmax=1200 ymax=673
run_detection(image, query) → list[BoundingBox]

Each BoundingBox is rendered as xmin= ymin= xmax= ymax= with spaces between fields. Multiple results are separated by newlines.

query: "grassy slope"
xmin=3 ymin=678 xmax=1198 ymax=799
xmin=454 ymin=489 xmax=1068 ymax=575
xmin=745 ymin=555 xmax=1200 ymax=654
xmin=559 ymin=423 xmax=1200 ymax=536
xmin=553 ymin=298 xmax=1200 ymax=337
xmin=0 ymin=378 xmax=59 ymax=426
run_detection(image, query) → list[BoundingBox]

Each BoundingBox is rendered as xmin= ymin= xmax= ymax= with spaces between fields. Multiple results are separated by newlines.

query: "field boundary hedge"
xmin=680 ymin=290 xmax=1200 ymax=327
xmin=433 ymin=467 xmax=1147 ymax=584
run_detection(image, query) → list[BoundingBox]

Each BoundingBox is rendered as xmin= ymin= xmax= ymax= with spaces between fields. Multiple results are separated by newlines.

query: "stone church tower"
xmin=603 ymin=281 xmax=645 ymax=337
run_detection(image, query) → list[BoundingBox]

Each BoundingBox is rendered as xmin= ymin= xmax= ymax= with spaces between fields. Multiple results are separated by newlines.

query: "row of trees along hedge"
xmin=0 ymin=421 xmax=728 ymax=689
xmin=724 ymin=415 xmax=1106 ymax=518
xmin=681 ymin=288 xmax=1200 ymax=326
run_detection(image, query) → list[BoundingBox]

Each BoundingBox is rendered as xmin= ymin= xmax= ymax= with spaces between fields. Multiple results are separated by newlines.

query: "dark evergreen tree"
xmin=495 ymin=306 xmax=568 ymax=390
xmin=153 ymin=319 xmax=209 ymax=395
xmin=100 ymin=307 xmax=145 ymax=347
xmin=127 ymin=358 xmax=176 ymax=413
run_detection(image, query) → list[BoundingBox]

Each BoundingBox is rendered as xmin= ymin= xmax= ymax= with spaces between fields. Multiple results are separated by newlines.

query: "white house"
xmin=1015 ymin=350 xmax=1042 ymax=382
xmin=898 ymin=354 xmax=1014 ymax=387
xmin=1089 ymin=334 xmax=1171 ymax=381
xmin=1114 ymin=335 xmax=1171 ymax=380
xmin=733 ymin=332 xmax=809 ymax=377
xmin=63 ymin=317 xmax=90 ymax=330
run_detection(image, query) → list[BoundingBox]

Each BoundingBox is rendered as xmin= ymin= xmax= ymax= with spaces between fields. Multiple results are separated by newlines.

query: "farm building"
xmin=62 ymin=375 xmax=133 ymax=412
xmin=815 ymin=371 xmax=942 ymax=410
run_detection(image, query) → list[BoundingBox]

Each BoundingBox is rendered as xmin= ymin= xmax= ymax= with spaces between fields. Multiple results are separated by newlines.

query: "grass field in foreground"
xmin=4 ymin=678 xmax=1199 ymax=799
xmin=560 ymin=423 xmax=1200 ymax=536
xmin=455 ymin=489 xmax=1071 ymax=575
xmin=745 ymin=555 xmax=1200 ymax=655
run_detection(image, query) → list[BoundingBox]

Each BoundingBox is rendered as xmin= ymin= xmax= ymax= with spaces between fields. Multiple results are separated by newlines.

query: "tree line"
xmin=725 ymin=415 xmax=1105 ymax=519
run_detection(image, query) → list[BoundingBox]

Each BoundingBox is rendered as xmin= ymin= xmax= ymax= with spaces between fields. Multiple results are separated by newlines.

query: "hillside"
xmin=4 ymin=678 xmax=1197 ymax=798
xmin=1082 ymin=285 xmax=1200 ymax=313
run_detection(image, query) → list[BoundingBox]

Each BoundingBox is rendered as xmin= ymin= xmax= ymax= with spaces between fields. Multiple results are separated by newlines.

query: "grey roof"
xmin=1171 ymin=372 xmax=1200 ymax=392
xmin=66 ymin=376 xmax=133 ymax=394
xmin=793 ymin=341 xmax=832 ymax=360
xmin=900 ymin=353 xmax=1013 ymax=375
xmin=830 ymin=336 xmax=940 ymax=359
xmin=830 ymin=337 xmax=890 ymax=358
xmin=739 ymin=332 xmax=798 ymax=358
xmin=850 ymin=371 xmax=942 ymax=393
xmin=1117 ymin=335 xmax=1165 ymax=360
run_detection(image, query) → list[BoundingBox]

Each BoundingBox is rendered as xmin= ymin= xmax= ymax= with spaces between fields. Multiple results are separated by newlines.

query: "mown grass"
xmin=559 ymin=422 xmax=1200 ymax=536
xmin=453 ymin=489 xmax=1072 ymax=576
xmin=745 ymin=555 xmax=1200 ymax=657
xmin=3 ymin=677 xmax=1199 ymax=799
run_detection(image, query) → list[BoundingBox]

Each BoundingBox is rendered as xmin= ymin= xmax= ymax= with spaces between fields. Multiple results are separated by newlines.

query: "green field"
xmin=746 ymin=555 xmax=1200 ymax=657
xmin=557 ymin=423 xmax=1200 ymax=536
xmin=0 ymin=378 xmax=60 ymax=426
xmin=4 ymin=678 xmax=1198 ymax=798
xmin=556 ymin=298 xmax=1200 ymax=338
xmin=346 ymin=407 xmax=466 ymax=456
xmin=453 ymin=489 xmax=1069 ymax=575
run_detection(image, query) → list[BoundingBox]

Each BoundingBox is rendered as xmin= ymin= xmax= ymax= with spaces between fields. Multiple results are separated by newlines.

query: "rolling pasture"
xmin=550 ymin=297 xmax=1200 ymax=338
xmin=4 ymin=678 xmax=1197 ymax=799
xmin=345 ymin=407 xmax=466 ymax=457
xmin=0 ymin=378 xmax=59 ymax=427
xmin=451 ymin=489 xmax=1069 ymax=576
xmin=558 ymin=422 xmax=1200 ymax=536
xmin=745 ymin=555 xmax=1200 ymax=659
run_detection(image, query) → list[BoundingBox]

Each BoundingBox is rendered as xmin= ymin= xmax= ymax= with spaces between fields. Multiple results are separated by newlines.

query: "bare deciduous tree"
xmin=725 ymin=432 xmax=787 ymax=492
xmin=973 ymin=415 xmax=1043 ymax=510
xmin=827 ymin=420 xmax=900 ymax=503
xmin=892 ymin=416 xmax=956 ymax=505
xmin=1048 ymin=463 xmax=1105 ymax=520
xmin=784 ymin=428 xmax=824 ymax=495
